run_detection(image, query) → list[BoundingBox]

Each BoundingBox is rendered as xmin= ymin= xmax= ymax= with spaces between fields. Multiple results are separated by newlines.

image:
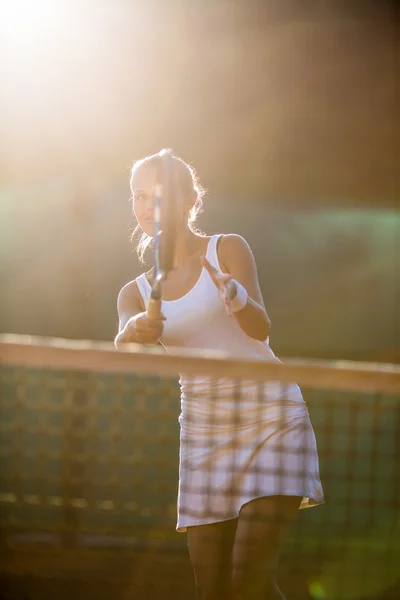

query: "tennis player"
xmin=116 ymin=152 xmax=324 ymax=600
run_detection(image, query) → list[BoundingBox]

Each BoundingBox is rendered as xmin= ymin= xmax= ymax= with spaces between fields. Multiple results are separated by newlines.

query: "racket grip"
xmin=147 ymin=296 xmax=162 ymax=320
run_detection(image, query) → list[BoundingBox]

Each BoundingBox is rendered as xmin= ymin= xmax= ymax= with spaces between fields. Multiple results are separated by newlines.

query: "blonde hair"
xmin=130 ymin=150 xmax=205 ymax=262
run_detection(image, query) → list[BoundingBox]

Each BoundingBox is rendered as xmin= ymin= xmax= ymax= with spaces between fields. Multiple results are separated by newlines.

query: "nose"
xmin=144 ymin=194 xmax=155 ymax=219
xmin=143 ymin=194 xmax=154 ymax=212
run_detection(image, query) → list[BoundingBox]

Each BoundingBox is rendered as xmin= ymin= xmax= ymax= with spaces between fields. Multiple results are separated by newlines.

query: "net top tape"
xmin=1 ymin=334 xmax=399 ymax=396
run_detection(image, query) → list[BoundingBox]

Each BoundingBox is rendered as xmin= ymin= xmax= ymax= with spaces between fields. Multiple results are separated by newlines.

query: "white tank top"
xmin=136 ymin=235 xmax=306 ymax=428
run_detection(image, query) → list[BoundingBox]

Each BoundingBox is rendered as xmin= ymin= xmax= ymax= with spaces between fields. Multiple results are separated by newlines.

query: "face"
xmin=131 ymin=163 xmax=158 ymax=237
xmin=131 ymin=162 xmax=196 ymax=237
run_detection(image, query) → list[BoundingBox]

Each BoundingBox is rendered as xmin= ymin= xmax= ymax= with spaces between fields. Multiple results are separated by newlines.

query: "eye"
xmin=135 ymin=192 xmax=147 ymax=203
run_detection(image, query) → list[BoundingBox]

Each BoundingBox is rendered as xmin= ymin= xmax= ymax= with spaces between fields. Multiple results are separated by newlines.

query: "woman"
xmin=115 ymin=151 xmax=324 ymax=600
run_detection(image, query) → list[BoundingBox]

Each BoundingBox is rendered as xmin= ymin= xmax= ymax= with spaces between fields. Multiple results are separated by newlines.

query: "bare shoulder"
xmin=219 ymin=234 xmax=252 ymax=253
xmin=117 ymin=278 xmax=144 ymax=314
xmin=218 ymin=234 xmax=255 ymax=270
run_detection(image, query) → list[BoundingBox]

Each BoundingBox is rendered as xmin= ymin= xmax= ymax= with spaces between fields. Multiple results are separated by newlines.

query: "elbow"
xmin=239 ymin=311 xmax=271 ymax=342
xmin=243 ymin=318 xmax=271 ymax=342
xmin=259 ymin=315 xmax=271 ymax=342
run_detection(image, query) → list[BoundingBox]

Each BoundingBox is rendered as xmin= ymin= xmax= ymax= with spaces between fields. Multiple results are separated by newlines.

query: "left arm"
xmin=202 ymin=234 xmax=271 ymax=341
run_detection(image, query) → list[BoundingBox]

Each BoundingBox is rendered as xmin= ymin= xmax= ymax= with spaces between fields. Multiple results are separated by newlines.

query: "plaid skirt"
xmin=176 ymin=404 xmax=324 ymax=532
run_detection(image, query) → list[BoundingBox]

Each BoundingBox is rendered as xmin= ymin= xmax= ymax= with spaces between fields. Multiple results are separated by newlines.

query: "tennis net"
xmin=0 ymin=334 xmax=399 ymax=600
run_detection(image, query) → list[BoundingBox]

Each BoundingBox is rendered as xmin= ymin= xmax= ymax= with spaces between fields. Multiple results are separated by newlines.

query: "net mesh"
xmin=0 ymin=335 xmax=399 ymax=600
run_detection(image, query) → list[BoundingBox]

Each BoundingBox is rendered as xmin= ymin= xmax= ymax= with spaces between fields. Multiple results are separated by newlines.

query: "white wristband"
xmin=230 ymin=280 xmax=248 ymax=313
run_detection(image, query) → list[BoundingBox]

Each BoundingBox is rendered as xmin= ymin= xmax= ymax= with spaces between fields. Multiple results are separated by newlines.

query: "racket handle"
xmin=147 ymin=296 xmax=162 ymax=320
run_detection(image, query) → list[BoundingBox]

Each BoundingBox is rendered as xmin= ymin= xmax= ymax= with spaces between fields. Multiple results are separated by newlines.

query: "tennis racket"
xmin=147 ymin=149 xmax=179 ymax=320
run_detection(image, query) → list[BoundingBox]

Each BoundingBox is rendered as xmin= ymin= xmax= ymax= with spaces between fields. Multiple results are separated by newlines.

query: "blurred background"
xmin=1 ymin=3 xmax=399 ymax=600
xmin=1 ymin=0 xmax=398 ymax=362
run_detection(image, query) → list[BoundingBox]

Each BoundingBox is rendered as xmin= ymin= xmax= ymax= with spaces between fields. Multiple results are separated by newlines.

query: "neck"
xmin=173 ymin=226 xmax=200 ymax=266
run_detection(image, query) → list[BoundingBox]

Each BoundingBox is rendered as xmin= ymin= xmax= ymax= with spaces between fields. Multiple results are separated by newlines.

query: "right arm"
xmin=114 ymin=281 xmax=164 ymax=349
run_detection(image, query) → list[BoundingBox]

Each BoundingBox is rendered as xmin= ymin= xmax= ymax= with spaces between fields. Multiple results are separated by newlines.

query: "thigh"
xmin=232 ymin=496 xmax=301 ymax=598
xmin=187 ymin=518 xmax=237 ymax=600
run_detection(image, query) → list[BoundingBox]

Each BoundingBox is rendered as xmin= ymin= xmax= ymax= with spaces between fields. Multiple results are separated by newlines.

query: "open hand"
xmin=201 ymin=256 xmax=236 ymax=317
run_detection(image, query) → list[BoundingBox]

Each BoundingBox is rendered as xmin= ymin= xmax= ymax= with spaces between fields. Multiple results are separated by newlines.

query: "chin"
xmin=142 ymin=222 xmax=155 ymax=237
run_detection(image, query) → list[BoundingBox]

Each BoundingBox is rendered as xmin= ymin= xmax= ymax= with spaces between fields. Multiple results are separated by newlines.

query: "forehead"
xmin=130 ymin=163 xmax=158 ymax=191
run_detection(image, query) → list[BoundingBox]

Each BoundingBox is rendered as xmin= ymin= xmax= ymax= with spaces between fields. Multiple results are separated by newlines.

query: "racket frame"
xmin=147 ymin=150 xmax=175 ymax=320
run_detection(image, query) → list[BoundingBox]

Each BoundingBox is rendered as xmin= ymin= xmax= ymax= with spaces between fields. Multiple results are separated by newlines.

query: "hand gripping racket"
xmin=146 ymin=149 xmax=178 ymax=320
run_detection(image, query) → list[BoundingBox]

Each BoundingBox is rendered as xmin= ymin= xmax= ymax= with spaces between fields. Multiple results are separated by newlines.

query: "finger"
xmin=201 ymin=256 xmax=218 ymax=277
xmin=136 ymin=321 xmax=163 ymax=335
xmin=136 ymin=332 xmax=160 ymax=344
xmin=225 ymin=297 xmax=233 ymax=317
xmin=145 ymin=316 xmax=166 ymax=326
xmin=220 ymin=274 xmax=233 ymax=283
xmin=120 ymin=331 xmax=136 ymax=343
xmin=202 ymin=257 xmax=227 ymax=290
xmin=219 ymin=288 xmax=232 ymax=316
xmin=151 ymin=312 xmax=166 ymax=321
xmin=202 ymin=256 xmax=232 ymax=283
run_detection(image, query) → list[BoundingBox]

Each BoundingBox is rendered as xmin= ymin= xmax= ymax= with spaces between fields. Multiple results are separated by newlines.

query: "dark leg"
xmin=186 ymin=518 xmax=237 ymax=600
xmin=231 ymin=495 xmax=302 ymax=600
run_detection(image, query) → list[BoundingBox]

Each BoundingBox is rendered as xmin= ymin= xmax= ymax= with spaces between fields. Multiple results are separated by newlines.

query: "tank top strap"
xmin=135 ymin=273 xmax=151 ymax=305
xmin=205 ymin=234 xmax=224 ymax=272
